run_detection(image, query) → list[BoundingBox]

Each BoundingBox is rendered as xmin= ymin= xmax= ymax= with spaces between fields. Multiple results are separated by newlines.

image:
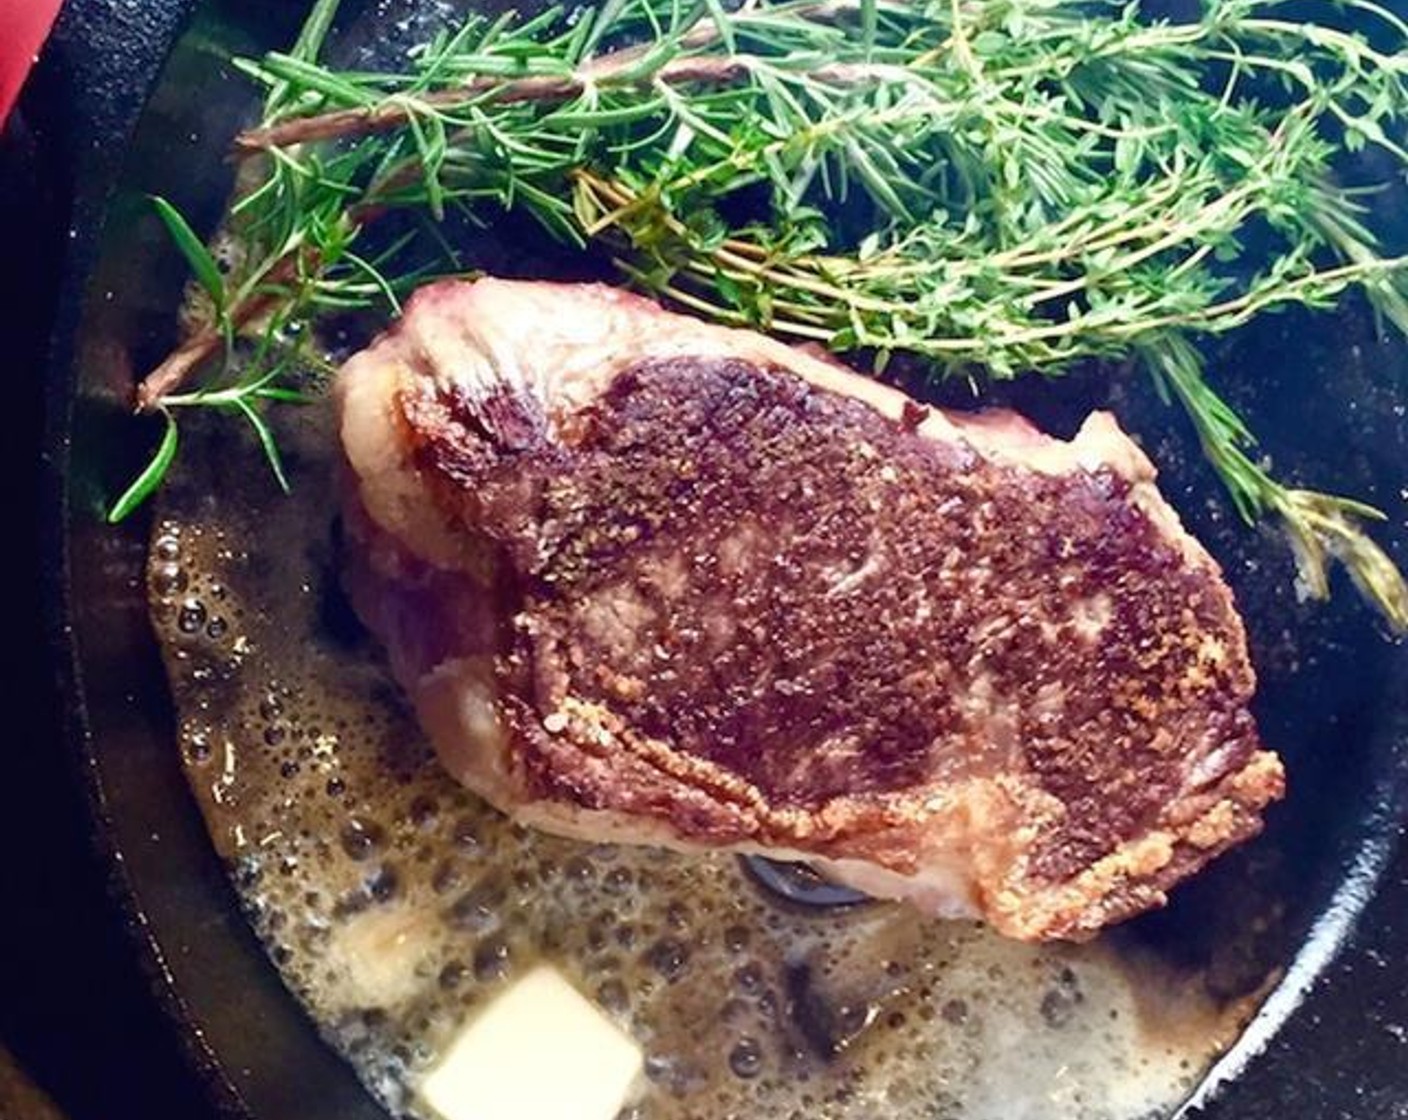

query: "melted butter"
xmin=149 ymin=408 xmax=1262 ymax=1119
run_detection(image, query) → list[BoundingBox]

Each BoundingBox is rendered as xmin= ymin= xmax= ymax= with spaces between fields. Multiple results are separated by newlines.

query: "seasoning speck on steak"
xmin=336 ymin=277 xmax=1284 ymax=941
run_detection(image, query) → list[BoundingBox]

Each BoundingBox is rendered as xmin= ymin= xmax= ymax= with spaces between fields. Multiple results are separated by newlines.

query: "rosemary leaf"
xmin=108 ymin=409 xmax=179 ymax=524
xmin=231 ymin=396 xmax=292 ymax=493
xmin=151 ymin=195 xmax=226 ymax=317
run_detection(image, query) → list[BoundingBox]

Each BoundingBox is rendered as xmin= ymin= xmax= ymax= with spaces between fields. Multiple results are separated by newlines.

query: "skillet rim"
xmin=32 ymin=0 xmax=268 ymax=1114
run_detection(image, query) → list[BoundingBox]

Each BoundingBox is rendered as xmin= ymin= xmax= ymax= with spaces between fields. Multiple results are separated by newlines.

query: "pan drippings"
xmin=149 ymin=411 xmax=1264 ymax=1120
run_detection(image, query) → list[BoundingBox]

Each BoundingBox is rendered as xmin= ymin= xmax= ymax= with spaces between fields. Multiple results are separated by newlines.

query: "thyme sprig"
xmin=121 ymin=0 xmax=1408 ymax=629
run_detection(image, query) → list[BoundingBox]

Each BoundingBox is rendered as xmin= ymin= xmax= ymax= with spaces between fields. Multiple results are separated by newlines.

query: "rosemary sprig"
xmin=120 ymin=0 xmax=1408 ymax=630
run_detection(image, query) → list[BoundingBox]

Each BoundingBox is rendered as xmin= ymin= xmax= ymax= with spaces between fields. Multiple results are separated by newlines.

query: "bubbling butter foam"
xmin=149 ymin=411 xmax=1263 ymax=1120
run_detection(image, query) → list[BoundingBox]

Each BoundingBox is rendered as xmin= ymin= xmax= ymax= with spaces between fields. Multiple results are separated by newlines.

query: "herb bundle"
xmin=119 ymin=0 xmax=1408 ymax=629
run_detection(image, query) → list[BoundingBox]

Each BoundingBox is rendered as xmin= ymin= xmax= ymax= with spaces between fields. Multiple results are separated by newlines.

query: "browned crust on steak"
xmin=339 ymin=278 xmax=1284 ymax=941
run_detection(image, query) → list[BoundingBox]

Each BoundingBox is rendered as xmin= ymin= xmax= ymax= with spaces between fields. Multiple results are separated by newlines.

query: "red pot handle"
xmin=1 ymin=0 xmax=64 ymax=126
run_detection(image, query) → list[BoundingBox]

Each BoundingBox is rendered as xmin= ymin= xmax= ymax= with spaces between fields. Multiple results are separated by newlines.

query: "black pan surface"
xmin=11 ymin=0 xmax=1408 ymax=1117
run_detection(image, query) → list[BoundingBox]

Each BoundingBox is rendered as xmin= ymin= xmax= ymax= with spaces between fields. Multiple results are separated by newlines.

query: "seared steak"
xmin=336 ymin=278 xmax=1284 ymax=941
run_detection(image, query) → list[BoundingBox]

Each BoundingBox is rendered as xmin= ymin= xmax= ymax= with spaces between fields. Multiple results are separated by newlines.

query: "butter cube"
xmin=420 ymin=964 xmax=643 ymax=1120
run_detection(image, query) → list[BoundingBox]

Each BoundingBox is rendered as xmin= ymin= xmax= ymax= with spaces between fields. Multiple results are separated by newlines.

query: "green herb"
xmin=108 ymin=408 xmax=179 ymax=524
xmin=119 ymin=0 xmax=1408 ymax=630
xmin=150 ymin=195 xmax=228 ymax=325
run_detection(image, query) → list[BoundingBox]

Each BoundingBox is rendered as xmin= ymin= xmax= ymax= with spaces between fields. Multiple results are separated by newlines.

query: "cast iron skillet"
xmin=25 ymin=0 xmax=1408 ymax=1116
